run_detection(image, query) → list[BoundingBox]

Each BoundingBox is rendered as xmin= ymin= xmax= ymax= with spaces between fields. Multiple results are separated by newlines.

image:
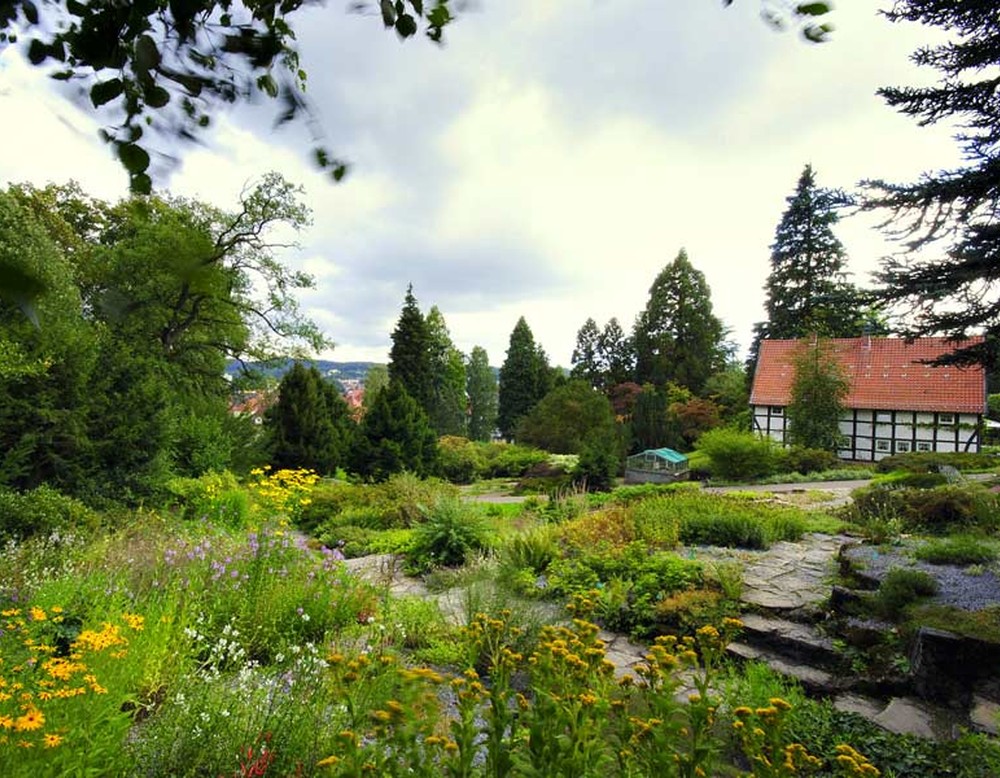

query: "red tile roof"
xmin=750 ymin=337 xmax=986 ymax=414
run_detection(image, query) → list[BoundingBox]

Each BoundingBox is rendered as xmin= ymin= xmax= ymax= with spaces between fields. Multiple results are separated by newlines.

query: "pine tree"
xmin=787 ymin=339 xmax=848 ymax=452
xmin=362 ymin=364 xmax=389 ymax=414
xmin=388 ymin=284 xmax=434 ymax=413
xmin=864 ymin=1 xmax=1000 ymax=368
xmin=570 ymin=318 xmax=602 ymax=388
xmin=350 ymin=381 xmax=438 ymax=482
xmin=599 ymin=317 xmax=635 ymax=389
xmin=497 ymin=317 xmax=549 ymax=440
xmin=425 ymin=306 xmax=467 ymax=436
xmin=266 ymin=363 xmax=355 ymax=474
xmin=466 ymin=346 xmax=498 ymax=442
xmin=750 ymin=165 xmax=868 ymax=373
xmin=632 ymin=249 xmax=726 ymax=395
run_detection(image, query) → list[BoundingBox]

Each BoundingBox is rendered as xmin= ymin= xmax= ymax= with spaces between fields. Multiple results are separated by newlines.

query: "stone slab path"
xmin=739 ymin=533 xmax=857 ymax=612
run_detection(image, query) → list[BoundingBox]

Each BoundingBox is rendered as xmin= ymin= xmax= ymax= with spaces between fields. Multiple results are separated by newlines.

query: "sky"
xmin=0 ymin=1 xmax=964 ymax=368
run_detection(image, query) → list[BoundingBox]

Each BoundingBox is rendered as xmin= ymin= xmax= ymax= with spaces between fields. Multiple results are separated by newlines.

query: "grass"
xmin=914 ymin=535 xmax=999 ymax=566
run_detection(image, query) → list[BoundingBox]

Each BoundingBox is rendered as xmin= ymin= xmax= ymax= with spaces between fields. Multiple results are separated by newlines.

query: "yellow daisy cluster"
xmin=247 ymin=466 xmax=319 ymax=519
xmin=0 ymin=605 xmax=144 ymax=753
xmin=833 ymin=744 xmax=881 ymax=777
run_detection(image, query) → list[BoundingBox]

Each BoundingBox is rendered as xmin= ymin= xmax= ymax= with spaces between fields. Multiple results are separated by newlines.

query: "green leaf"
xmin=118 ymin=142 xmax=151 ymax=174
xmin=332 ymin=163 xmax=348 ymax=182
xmin=134 ymin=35 xmax=160 ymax=71
xmin=21 ymin=0 xmax=38 ymax=25
xmin=90 ymin=78 xmax=124 ymax=108
xmin=130 ymin=172 xmax=152 ymax=195
xmin=395 ymin=13 xmax=417 ymax=38
xmin=144 ymin=85 xmax=170 ymax=108
xmin=380 ymin=0 xmax=395 ymax=26
xmin=257 ymin=74 xmax=278 ymax=98
xmin=410 ymin=0 xmax=423 ymax=15
xmin=796 ymin=3 xmax=831 ymax=16
xmin=27 ymin=38 xmax=47 ymax=64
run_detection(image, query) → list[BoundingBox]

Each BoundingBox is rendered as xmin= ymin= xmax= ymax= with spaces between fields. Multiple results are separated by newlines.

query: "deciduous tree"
xmin=787 ymin=338 xmax=848 ymax=452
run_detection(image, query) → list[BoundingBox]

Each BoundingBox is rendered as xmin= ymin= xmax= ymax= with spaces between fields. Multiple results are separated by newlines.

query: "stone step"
xmin=727 ymin=641 xmax=841 ymax=695
xmin=738 ymin=613 xmax=840 ymax=669
xmin=834 ymin=693 xmax=967 ymax=741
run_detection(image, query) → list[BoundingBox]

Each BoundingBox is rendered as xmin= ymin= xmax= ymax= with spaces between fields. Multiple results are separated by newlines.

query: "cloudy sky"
xmin=0 ymin=1 xmax=962 ymax=367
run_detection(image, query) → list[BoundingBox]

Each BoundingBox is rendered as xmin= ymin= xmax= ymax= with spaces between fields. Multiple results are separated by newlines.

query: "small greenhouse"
xmin=624 ymin=448 xmax=689 ymax=484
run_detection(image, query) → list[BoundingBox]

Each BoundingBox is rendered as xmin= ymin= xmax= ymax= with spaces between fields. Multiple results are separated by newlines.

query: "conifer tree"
xmin=426 ymin=306 xmax=467 ymax=436
xmin=388 ymin=284 xmax=434 ymax=414
xmin=599 ymin=317 xmax=635 ymax=389
xmin=570 ymin=318 xmax=602 ymax=388
xmin=750 ymin=165 xmax=868 ymax=373
xmin=632 ymin=249 xmax=725 ymax=395
xmin=865 ymin=1 xmax=1000 ymax=368
xmin=466 ymin=346 xmax=498 ymax=442
xmin=267 ymin=363 xmax=355 ymax=474
xmin=497 ymin=317 xmax=549 ymax=440
xmin=350 ymin=381 xmax=438 ymax=481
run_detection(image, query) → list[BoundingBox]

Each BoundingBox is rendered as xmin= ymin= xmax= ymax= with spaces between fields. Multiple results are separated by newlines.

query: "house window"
xmin=896 ymin=441 xmax=911 ymax=453
xmin=838 ymin=436 xmax=853 ymax=450
xmin=917 ymin=442 xmax=932 ymax=452
xmin=938 ymin=413 xmax=955 ymax=425
xmin=875 ymin=439 xmax=891 ymax=452
xmin=770 ymin=406 xmax=784 ymax=416
xmin=876 ymin=411 xmax=892 ymax=423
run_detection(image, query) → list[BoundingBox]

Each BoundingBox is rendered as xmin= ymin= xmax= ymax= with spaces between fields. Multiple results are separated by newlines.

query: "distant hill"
xmin=226 ymin=360 xmax=381 ymax=385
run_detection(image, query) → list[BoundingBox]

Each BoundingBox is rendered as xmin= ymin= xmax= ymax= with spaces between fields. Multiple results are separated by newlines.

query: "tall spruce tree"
xmin=864 ymin=1 xmax=1000 ymax=368
xmin=570 ymin=318 xmax=602 ymax=389
xmin=425 ymin=306 xmax=467 ymax=436
xmin=466 ymin=346 xmax=498 ymax=442
xmin=388 ymin=284 xmax=434 ymax=414
xmin=498 ymin=317 xmax=549 ymax=440
xmin=750 ymin=165 xmax=867 ymax=374
xmin=633 ymin=250 xmax=725 ymax=395
xmin=599 ymin=317 xmax=635 ymax=389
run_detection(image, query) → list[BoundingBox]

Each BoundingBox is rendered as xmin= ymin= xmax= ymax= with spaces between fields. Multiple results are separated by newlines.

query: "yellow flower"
xmin=316 ymin=755 xmax=340 ymax=767
xmin=30 ymin=606 xmax=47 ymax=621
xmin=0 ymin=715 xmax=13 ymax=730
xmin=14 ymin=708 xmax=45 ymax=732
xmin=43 ymin=732 xmax=64 ymax=748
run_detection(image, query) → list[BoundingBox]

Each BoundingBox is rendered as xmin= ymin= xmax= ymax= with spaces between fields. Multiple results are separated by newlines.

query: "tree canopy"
xmin=864 ymin=0 xmax=1000 ymax=369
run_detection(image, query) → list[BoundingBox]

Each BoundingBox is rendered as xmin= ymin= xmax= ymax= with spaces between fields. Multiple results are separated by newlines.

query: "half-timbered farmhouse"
xmin=750 ymin=337 xmax=986 ymax=461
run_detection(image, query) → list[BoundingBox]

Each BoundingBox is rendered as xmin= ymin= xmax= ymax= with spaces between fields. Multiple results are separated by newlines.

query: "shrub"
xmin=872 ymin=470 xmax=949 ymax=489
xmin=914 ymin=535 xmax=998 ymax=566
xmin=679 ymin=512 xmax=767 ymax=549
xmin=0 ymin=485 xmax=99 ymax=541
xmin=500 ymin=526 xmax=559 ymax=574
xmin=902 ymin=484 xmax=991 ymax=532
xmin=408 ymin=498 xmax=494 ymax=571
xmin=436 ymin=436 xmax=484 ymax=484
xmin=653 ymin=588 xmax=729 ymax=635
xmin=783 ymin=446 xmax=838 ymax=475
xmin=874 ymin=568 xmax=939 ymax=618
xmin=694 ymin=428 xmax=779 ymax=481
xmin=479 ymin=442 xmax=549 ymax=478
xmin=875 ymin=451 xmax=997 ymax=474
xmin=631 ymin=496 xmax=682 ymax=549
xmin=294 ymin=480 xmax=357 ymax=532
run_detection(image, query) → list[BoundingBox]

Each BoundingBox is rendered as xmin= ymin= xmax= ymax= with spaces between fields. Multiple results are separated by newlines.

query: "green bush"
xmin=874 ymin=568 xmax=939 ymax=618
xmin=872 ymin=470 xmax=949 ymax=489
xmin=694 ymin=428 xmax=779 ymax=481
xmin=408 ymin=498 xmax=494 ymax=571
xmin=875 ymin=451 xmax=997 ymax=474
xmin=902 ymin=484 xmax=993 ymax=532
xmin=631 ymin=496 xmax=682 ymax=549
xmin=164 ymin=471 xmax=250 ymax=527
xmin=914 ymin=535 xmax=998 ymax=566
xmin=479 ymin=442 xmax=548 ymax=478
xmin=501 ymin=526 xmax=559 ymax=574
xmin=0 ymin=485 xmax=100 ymax=541
xmin=783 ymin=446 xmax=838 ymax=475
xmin=436 ymin=436 xmax=484 ymax=484
xmin=294 ymin=480 xmax=358 ymax=532
xmin=679 ymin=512 xmax=767 ymax=549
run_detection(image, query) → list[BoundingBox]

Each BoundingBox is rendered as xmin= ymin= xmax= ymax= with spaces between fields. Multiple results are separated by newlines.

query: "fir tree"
xmin=599 ymin=317 xmax=635 ymax=389
xmin=266 ymin=363 xmax=355 ymax=474
xmin=466 ymin=346 xmax=498 ymax=442
xmin=570 ymin=317 xmax=602 ymax=388
xmin=350 ymin=381 xmax=438 ymax=482
xmin=388 ymin=284 xmax=434 ymax=413
xmin=865 ymin=1 xmax=1000 ymax=368
xmin=750 ymin=165 xmax=868 ymax=373
xmin=497 ymin=317 xmax=549 ymax=440
xmin=426 ymin=306 xmax=467 ymax=436
xmin=633 ymin=249 xmax=726 ymax=394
